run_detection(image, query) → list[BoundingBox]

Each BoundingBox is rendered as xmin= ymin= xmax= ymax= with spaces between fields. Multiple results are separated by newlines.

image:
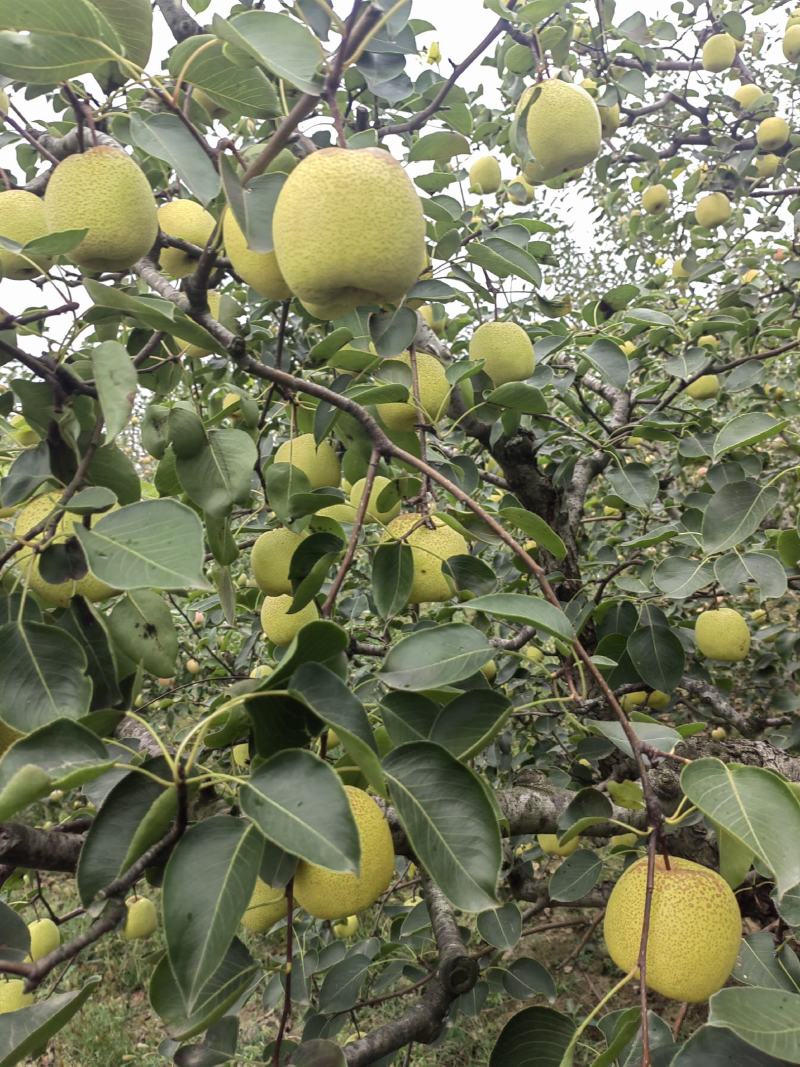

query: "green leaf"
xmin=708 ymin=987 xmax=800 ymax=1063
xmin=382 ymin=741 xmax=501 ymax=912
xmin=502 ymin=958 xmax=556 ymax=1000
xmin=287 ymin=1042 xmax=346 ymax=1067
xmin=372 ymin=542 xmax=414 ymax=618
xmin=265 ymin=620 xmax=348 ymax=690
xmin=466 ymin=593 xmax=575 ymax=642
xmin=682 ymin=759 xmax=800 ymax=899
xmin=220 ymin=159 xmax=285 ymax=254
xmin=702 ymin=481 xmax=779 ymax=555
xmin=378 ymin=623 xmax=493 ymax=691
xmin=0 ymin=719 xmax=112 ymax=821
xmin=130 ymin=112 xmax=220 ymax=204
xmin=369 ymin=306 xmax=418 ymax=356
xmin=606 ymin=463 xmax=659 ymax=510
xmin=592 ymin=720 xmax=681 ymax=758
xmin=713 ymin=413 xmax=785 ymax=460
xmin=485 ymin=384 xmax=546 ymax=415
xmin=83 ymin=279 xmax=217 ymax=351
xmin=626 ymin=626 xmax=684 ymax=692
xmin=239 ymin=749 xmax=359 ymax=872
xmin=429 ymin=689 xmax=512 ymax=761
xmin=477 ymin=902 xmax=522 ymax=950
xmin=548 ymin=849 xmax=603 ymax=902
xmin=213 ymin=10 xmax=325 ymax=94
xmin=73 ymin=499 xmax=209 ymax=590
xmin=489 ymin=1006 xmax=575 ymax=1067
xmin=163 ymin=816 xmax=262 ymax=1010
xmin=653 ymin=556 xmax=714 ymax=599
xmin=714 ymin=552 xmax=787 ymax=601
xmin=318 ymin=954 xmax=372 ymax=1014
xmin=24 ymin=228 xmax=88 ymax=255
xmin=0 ymin=621 xmax=92 ymax=733
xmin=76 ymin=757 xmax=176 ymax=906
xmin=718 ymin=826 xmax=754 ymax=889
xmin=0 ymin=900 xmax=30 ymax=962
xmin=167 ymin=35 xmax=279 ymax=118
xmin=0 ymin=0 xmax=120 ymax=81
xmin=0 ymin=977 xmax=102 ymax=1067
xmin=408 ymin=131 xmax=470 ymax=162
xmin=584 ymin=339 xmax=630 ymax=389
xmin=468 ymin=239 xmax=541 ymax=288
xmin=498 ymin=509 xmax=567 ymax=561
xmin=671 ymin=1024 xmax=788 ymax=1066
xmin=734 ymin=931 xmax=800 ymax=992
xmin=149 ymin=939 xmax=260 ymax=1041
xmin=175 ymin=429 xmax=258 ymax=519
xmin=289 ymin=662 xmax=385 ymax=795
xmin=107 ymin=590 xmax=178 ymax=677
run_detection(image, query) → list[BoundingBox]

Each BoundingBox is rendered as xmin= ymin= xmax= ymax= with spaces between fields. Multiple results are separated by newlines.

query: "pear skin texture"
xmin=123 ymin=896 xmax=157 ymax=940
xmin=375 ymin=351 xmax=451 ymax=431
xmin=381 ymin=515 xmax=468 ymax=604
xmin=223 ymin=209 xmax=291 ymax=300
xmin=702 ymin=33 xmax=737 ymax=72
xmin=251 ymin=527 xmax=306 ymax=595
xmin=27 ymin=917 xmax=60 ymax=961
xmin=294 ymin=786 xmax=395 ymax=920
xmin=44 ymin=147 xmax=158 ymax=272
xmin=272 ymin=147 xmax=426 ymax=319
xmin=469 ymin=321 xmax=535 ymax=386
xmin=260 ymin=594 xmax=318 ymax=645
xmin=686 ymin=374 xmax=720 ymax=399
xmin=274 ymin=433 xmax=341 ymax=489
xmin=604 ymin=856 xmax=741 ymax=1002
xmin=695 ymin=607 xmax=751 ymax=661
xmin=242 ymin=878 xmax=287 ymax=933
xmin=757 ymin=116 xmax=790 ymax=151
xmin=695 ymin=192 xmax=731 ymax=228
xmin=158 ymin=200 xmax=216 ymax=279
xmin=0 ymin=190 xmax=52 ymax=279
xmin=0 ymin=979 xmax=33 ymax=1013
xmin=469 ymin=155 xmax=502 ymax=194
xmin=521 ymin=80 xmax=601 ymax=181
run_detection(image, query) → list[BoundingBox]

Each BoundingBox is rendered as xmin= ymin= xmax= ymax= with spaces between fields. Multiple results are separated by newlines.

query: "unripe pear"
xmin=711 ymin=726 xmax=728 ymax=741
xmin=27 ymin=917 xmax=60 ymax=961
xmin=222 ymin=209 xmax=291 ymax=301
xmin=698 ymin=334 xmax=719 ymax=347
xmin=481 ymin=659 xmax=497 ymax=682
xmin=123 ymin=896 xmax=157 ymax=940
xmin=686 ymin=374 xmax=720 ymax=400
xmin=537 ymin=833 xmax=580 ymax=857
xmin=185 ymin=658 xmax=201 ymax=674
xmin=732 ymin=83 xmax=762 ymax=108
xmin=250 ymin=527 xmax=306 ymax=595
xmin=332 ymin=914 xmax=360 ymax=938
xmin=604 ymin=856 xmax=741 ymax=1001
xmin=380 ymin=514 xmax=467 ymax=604
xmin=349 ymin=476 xmax=401 ymax=524
xmin=469 ymin=320 xmax=534 ymax=386
xmin=0 ymin=191 xmax=52 ymax=279
xmin=469 ymin=155 xmax=502 ymax=194
xmin=294 ymin=786 xmax=395 ymax=920
xmin=375 ymin=351 xmax=450 ymax=431
xmin=274 ymin=433 xmax=340 ymax=489
xmin=232 ymin=742 xmax=249 ymax=768
xmin=599 ymin=103 xmax=620 ymax=138
xmin=242 ymin=878 xmax=287 ymax=933
xmin=158 ymin=200 xmax=216 ymax=279
xmin=702 ymin=33 xmax=737 ymax=72
xmin=0 ymin=979 xmax=33 ymax=1013
xmin=756 ymin=154 xmax=781 ymax=178
xmin=757 ymin=116 xmax=790 ymax=151
xmin=419 ymin=304 xmax=446 ymax=336
xmin=695 ymin=607 xmax=750 ymax=661
xmin=672 ymin=258 xmax=690 ymax=280
xmin=260 ymin=594 xmax=319 ymax=645
xmin=44 ymin=147 xmax=158 ymax=272
xmin=520 ymin=80 xmax=601 ymax=181
xmin=273 ymin=148 xmax=426 ymax=320
xmin=507 ymin=174 xmax=535 ymax=204
xmin=505 ymin=42 xmax=535 ymax=74
xmin=784 ymin=25 xmax=800 ymax=61
xmin=619 ymin=690 xmax=670 ymax=712
xmin=642 ymin=184 xmax=670 ymax=214
xmin=695 ymin=192 xmax=731 ymax=228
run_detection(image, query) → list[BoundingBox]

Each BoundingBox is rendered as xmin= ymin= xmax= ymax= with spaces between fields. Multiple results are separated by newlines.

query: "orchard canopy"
xmin=1 ymin=0 xmax=800 ymax=1064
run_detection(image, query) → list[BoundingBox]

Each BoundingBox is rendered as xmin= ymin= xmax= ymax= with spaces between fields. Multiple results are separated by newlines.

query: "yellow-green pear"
xmin=520 ymin=80 xmax=601 ymax=181
xmin=332 ymin=914 xmax=360 ymax=938
xmin=251 ymin=527 xmax=306 ymax=595
xmin=469 ymin=155 xmax=502 ymax=194
xmin=672 ymin=258 xmax=690 ymax=280
xmin=260 ymin=594 xmax=318 ymax=645
xmin=232 ymin=742 xmax=249 ymax=768
xmin=538 ymin=834 xmax=580 ymax=857
xmin=294 ymin=786 xmax=395 ymax=920
xmin=698 ymin=334 xmax=719 ymax=347
xmin=469 ymin=321 xmax=534 ymax=386
xmin=242 ymin=878 xmax=287 ymax=933
xmin=686 ymin=374 xmax=720 ymax=399
xmin=27 ymin=917 xmax=60 ymax=961
xmin=507 ymin=174 xmax=535 ymax=204
xmin=349 ymin=475 xmax=401 ymax=524
xmin=642 ymin=184 xmax=670 ymax=214
xmin=0 ymin=88 xmax=8 ymax=118
xmin=784 ymin=25 xmax=800 ymax=61
xmin=158 ymin=199 xmax=216 ymax=278
xmin=274 ymin=433 xmax=340 ymax=489
xmin=732 ymin=83 xmax=762 ymax=108
xmin=0 ymin=191 xmax=52 ymax=279
xmin=695 ymin=607 xmax=750 ymax=661
xmin=620 ymin=690 xmax=670 ymax=712
xmin=599 ymin=103 xmax=620 ymax=137
xmin=695 ymin=192 xmax=731 ymax=228
xmin=272 ymin=148 xmax=426 ymax=319
xmin=223 ymin=209 xmax=291 ymax=301
xmin=604 ymin=856 xmax=741 ymax=1001
xmin=756 ymin=153 xmax=781 ymax=177
xmin=702 ymin=33 xmax=737 ymax=72
xmin=123 ymin=896 xmax=157 ymax=940
xmin=757 ymin=116 xmax=790 ymax=151
xmin=0 ymin=980 xmax=33 ymax=1013
xmin=375 ymin=351 xmax=450 ymax=431
xmin=44 ymin=147 xmax=158 ymax=272
xmin=380 ymin=515 xmax=467 ymax=604
xmin=184 ymin=291 xmax=220 ymax=357
xmin=419 ymin=304 xmax=446 ymax=335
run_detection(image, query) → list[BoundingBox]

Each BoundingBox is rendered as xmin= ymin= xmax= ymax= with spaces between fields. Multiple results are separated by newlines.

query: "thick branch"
xmin=0 ymin=823 xmax=85 ymax=873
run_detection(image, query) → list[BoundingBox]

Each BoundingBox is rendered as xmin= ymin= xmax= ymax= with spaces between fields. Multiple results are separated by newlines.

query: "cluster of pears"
xmin=241 ymin=786 xmax=395 ymax=933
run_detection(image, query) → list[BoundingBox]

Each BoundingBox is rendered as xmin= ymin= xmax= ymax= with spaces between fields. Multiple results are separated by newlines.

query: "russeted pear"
xmin=0 ymin=190 xmax=52 ymax=279
xmin=158 ymin=200 xmax=216 ymax=278
xmin=519 ymin=80 xmax=601 ymax=181
xmin=222 ymin=209 xmax=291 ymax=301
xmin=272 ymin=147 xmax=426 ymax=319
xmin=44 ymin=147 xmax=158 ymax=272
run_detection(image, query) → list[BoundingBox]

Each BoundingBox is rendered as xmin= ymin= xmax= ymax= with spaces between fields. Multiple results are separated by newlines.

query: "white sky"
xmin=0 ymin=0 xmax=783 ymax=335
